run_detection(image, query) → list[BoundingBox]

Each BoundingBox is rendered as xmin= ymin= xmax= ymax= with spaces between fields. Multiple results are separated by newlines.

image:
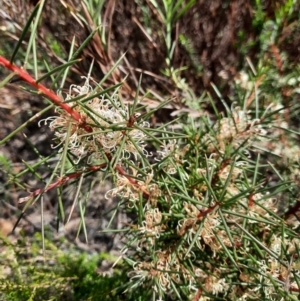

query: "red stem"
xmin=197 ymin=202 xmax=220 ymax=219
xmin=19 ymin=163 xmax=149 ymax=204
xmin=19 ymin=164 xmax=106 ymax=203
xmin=0 ymin=55 xmax=92 ymax=133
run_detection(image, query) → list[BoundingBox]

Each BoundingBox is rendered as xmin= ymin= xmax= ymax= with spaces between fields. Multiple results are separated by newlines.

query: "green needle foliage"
xmin=112 ymin=102 xmax=300 ymax=300
xmin=18 ymin=71 xmax=297 ymax=300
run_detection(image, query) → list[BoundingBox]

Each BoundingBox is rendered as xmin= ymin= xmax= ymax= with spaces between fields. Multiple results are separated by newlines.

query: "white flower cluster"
xmin=203 ymin=104 xmax=268 ymax=154
xmin=105 ymin=169 xmax=160 ymax=206
xmin=40 ymin=77 xmax=149 ymax=163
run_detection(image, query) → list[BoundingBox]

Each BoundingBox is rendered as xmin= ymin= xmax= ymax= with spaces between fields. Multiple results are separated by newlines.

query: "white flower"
xmin=40 ymin=77 xmax=149 ymax=163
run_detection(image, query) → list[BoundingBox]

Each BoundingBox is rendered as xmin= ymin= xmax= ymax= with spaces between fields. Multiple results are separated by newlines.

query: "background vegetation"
xmin=1 ymin=0 xmax=300 ymax=300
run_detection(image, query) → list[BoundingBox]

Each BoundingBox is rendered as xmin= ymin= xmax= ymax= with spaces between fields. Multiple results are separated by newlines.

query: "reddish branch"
xmin=192 ymin=288 xmax=202 ymax=301
xmin=197 ymin=202 xmax=220 ymax=219
xmin=19 ymin=163 xmax=149 ymax=203
xmin=248 ymin=192 xmax=255 ymax=207
xmin=0 ymin=55 xmax=92 ymax=133
xmin=18 ymin=164 xmax=104 ymax=203
xmin=270 ymin=44 xmax=284 ymax=75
